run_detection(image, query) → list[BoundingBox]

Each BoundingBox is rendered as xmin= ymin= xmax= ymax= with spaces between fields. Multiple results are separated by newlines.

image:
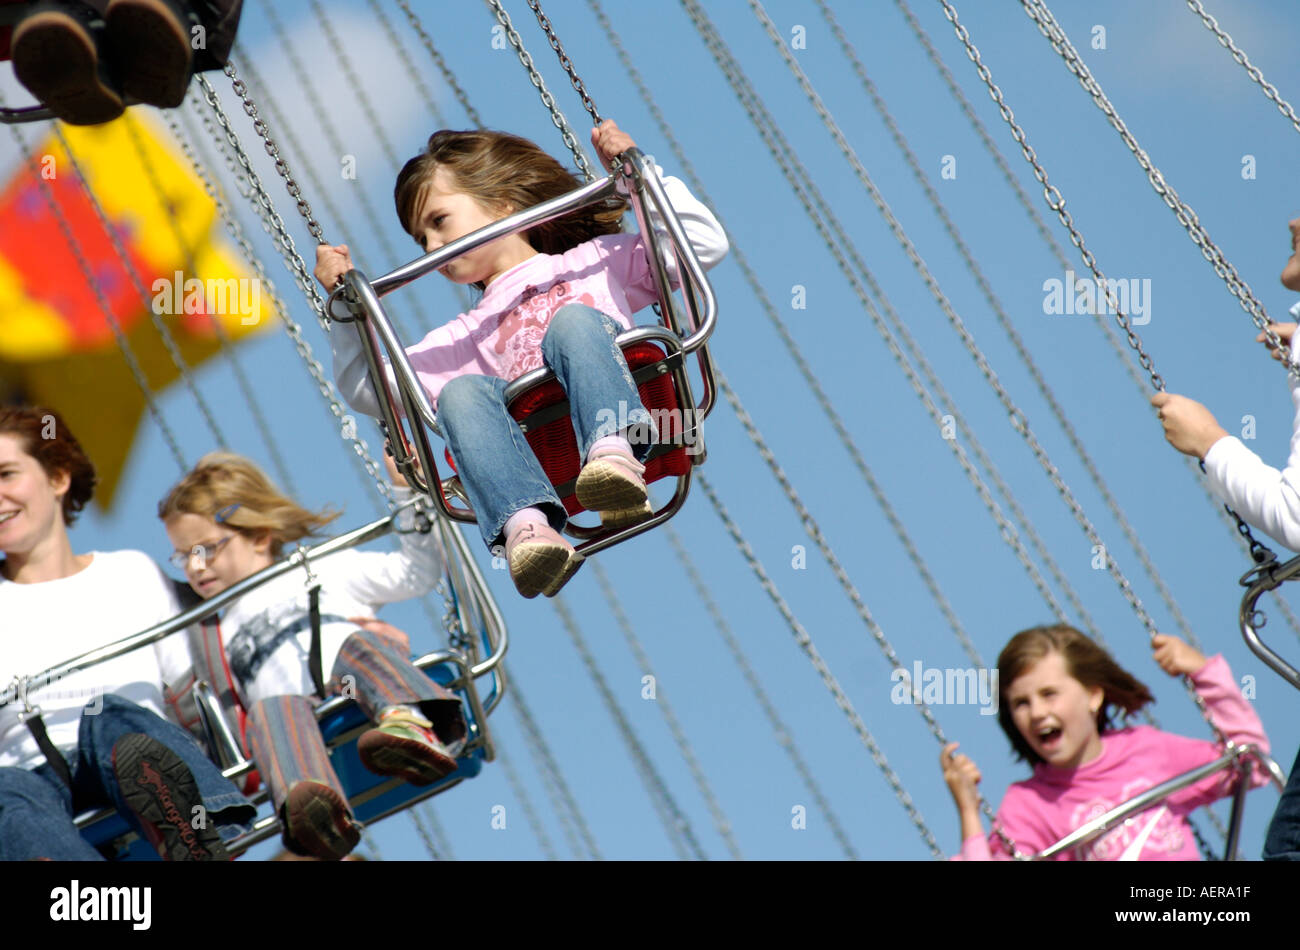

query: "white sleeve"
xmin=1203 ymin=324 xmax=1300 ymax=552
xmin=621 ymin=163 xmax=729 ymax=275
xmin=331 ymin=320 xmax=393 ymax=420
xmin=334 ymin=487 xmax=448 ymax=606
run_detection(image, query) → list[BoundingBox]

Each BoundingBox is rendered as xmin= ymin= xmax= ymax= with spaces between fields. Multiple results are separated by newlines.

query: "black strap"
xmin=25 ymin=714 xmax=73 ymax=789
xmin=308 ymin=584 xmax=326 ymax=699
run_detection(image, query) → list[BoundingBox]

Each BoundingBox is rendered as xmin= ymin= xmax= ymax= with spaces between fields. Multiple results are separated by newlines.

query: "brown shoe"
xmin=281 ymin=781 xmax=361 ymax=861
xmin=12 ymin=1 xmax=124 ymax=125
xmin=106 ymin=0 xmax=194 ymax=108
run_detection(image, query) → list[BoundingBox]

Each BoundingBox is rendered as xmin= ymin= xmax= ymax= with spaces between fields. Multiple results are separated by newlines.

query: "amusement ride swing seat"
xmin=1 ymin=497 xmax=507 ymax=860
xmin=326 ymin=146 xmax=719 ymax=557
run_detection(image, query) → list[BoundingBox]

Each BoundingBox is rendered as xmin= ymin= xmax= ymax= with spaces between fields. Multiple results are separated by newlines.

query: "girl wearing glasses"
xmin=0 ymin=405 xmax=254 ymax=860
xmin=159 ymin=451 xmax=466 ymax=860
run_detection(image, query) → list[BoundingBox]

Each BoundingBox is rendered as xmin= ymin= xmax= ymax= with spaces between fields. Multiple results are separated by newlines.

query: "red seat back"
xmin=444 ymin=342 xmax=691 ymax=517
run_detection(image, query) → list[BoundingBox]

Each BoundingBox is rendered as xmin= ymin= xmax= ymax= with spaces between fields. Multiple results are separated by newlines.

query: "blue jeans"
xmin=1264 ymin=744 xmax=1300 ymax=860
xmin=0 ymin=695 xmax=256 ymax=860
xmin=438 ymin=304 xmax=654 ymax=549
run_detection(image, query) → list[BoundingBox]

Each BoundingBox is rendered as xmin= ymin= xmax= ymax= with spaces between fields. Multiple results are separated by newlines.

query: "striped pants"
xmin=245 ymin=629 xmax=466 ymax=815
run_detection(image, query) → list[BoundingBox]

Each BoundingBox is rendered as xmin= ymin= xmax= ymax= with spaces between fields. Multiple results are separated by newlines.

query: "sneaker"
xmin=11 ymin=1 xmax=124 ymax=126
xmin=112 ymin=732 xmax=230 ymax=861
xmin=576 ymin=447 xmax=650 ymax=529
xmin=505 ymin=520 xmax=582 ymax=599
xmin=105 ymin=0 xmax=194 ymax=108
xmin=357 ymin=708 xmax=458 ymax=786
xmin=282 ymin=781 xmax=360 ymax=861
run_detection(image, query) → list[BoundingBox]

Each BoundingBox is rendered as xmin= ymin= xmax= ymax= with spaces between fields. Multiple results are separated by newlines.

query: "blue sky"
xmin=4 ymin=0 xmax=1300 ymax=861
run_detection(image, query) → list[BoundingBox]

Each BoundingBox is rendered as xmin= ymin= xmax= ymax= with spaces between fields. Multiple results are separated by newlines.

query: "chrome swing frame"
xmin=0 ymin=495 xmax=508 ymax=857
xmin=324 ymin=147 xmax=719 ymax=557
xmin=1239 ymin=550 xmax=1300 ymax=692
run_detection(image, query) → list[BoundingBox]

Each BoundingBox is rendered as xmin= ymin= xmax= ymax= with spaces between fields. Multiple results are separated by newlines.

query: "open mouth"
xmin=0 ymin=510 xmax=18 ymax=526
xmin=1036 ymin=725 xmax=1063 ymax=750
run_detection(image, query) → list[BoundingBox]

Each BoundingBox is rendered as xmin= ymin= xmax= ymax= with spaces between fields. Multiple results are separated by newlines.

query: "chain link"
xmin=524 ymin=0 xmax=602 ymax=126
xmin=395 ymin=0 xmax=485 ymax=127
xmin=1185 ymin=0 xmax=1300 ymax=136
xmin=483 ymin=0 xmax=597 ymax=182
xmin=550 ymin=597 xmax=705 ymax=860
xmin=3 ymin=120 xmax=188 ymax=470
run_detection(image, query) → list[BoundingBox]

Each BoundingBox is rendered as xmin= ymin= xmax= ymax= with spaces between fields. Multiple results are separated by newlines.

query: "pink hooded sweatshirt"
xmin=957 ymin=655 xmax=1270 ymax=860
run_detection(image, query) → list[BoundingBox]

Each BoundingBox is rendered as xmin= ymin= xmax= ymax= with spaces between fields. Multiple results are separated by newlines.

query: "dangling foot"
xmin=282 ymin=781 xmax=360 ymax=861
xmin=105 ymin=0 xmax=194 ymax=108
xmin=576 ymin=445 xmax=650 ymax=529
xmin=112 ymin=732 xmax=230 ymax=861
xmin=12 ymin=1 xmax=124 ymax=126
xmin=357 ymin=706 xmax=458 ymax=786
xmin=505 ymin=520 xmax=582 ymax=599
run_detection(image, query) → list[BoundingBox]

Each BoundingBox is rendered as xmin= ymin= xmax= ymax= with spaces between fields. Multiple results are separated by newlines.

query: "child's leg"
xmin=541 ymin=304 xmax=656 ymax=525
xmin=437 ymin=372 xmax=567 ymax=549
xmin=439 ymin=373 xmax=581 ymax=597
xmin=331 ymin=629 xmax=466 ymax=785
xmin=1264 ymin=744 xmax=1300 ymax=861
xmin=245 ymin=695 xmax=360 ymax=860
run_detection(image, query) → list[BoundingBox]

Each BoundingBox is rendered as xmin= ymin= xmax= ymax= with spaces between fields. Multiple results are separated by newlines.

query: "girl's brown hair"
xmin=0 ymin=406 xmax=96 ymax=527
xmin=157 ymin=452 xmax=339 ymax=557
xmin=997 ymin=624 xmax=1154 ymax=765
xmin=394 ymin=129 xmax=627 ymax=288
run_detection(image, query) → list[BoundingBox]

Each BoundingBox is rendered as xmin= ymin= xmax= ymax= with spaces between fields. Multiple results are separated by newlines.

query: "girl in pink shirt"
xmin=317 ymin=121 xmax=727 ymax=600
xmin=941 ymin=624 xmax=1269 ymax=860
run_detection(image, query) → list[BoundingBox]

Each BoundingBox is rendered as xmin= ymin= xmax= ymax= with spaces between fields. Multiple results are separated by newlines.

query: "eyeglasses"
xmin=169 ymin=536 xmax=233 ymax=570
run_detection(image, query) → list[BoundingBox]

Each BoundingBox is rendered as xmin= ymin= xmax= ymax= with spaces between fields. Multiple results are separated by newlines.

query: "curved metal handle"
xmin=1239 ymin=554 xmax=1300 ymax=691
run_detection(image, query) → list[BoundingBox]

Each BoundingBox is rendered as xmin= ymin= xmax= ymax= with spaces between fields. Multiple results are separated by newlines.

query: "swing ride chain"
xmin=217 ymin=63 xmax=325 ymax=245
xmin=484 ymin=0 xmax=598 ymax=182
xmin=393 ymin=0 xmax=485 ymax=127
xmin=524 ymin=0 xmax=602 ymax=127
xmin=176 ymin=99 xmax=397 ymax=508
xmin=2 ymin=122 xmax=189 ymax=469
xmin=1185 ymin=0 xmax=1300 ymax=137
xmin=1015 ymin=0 xmax=1296 ymax=382
xmin=939 ymin=0 xmax=1241 ymax=783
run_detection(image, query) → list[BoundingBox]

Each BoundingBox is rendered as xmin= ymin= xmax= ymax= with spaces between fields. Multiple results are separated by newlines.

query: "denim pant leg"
xmin=438 ymin=372 xmax=566 ymax=549
xmin=77 ymin=695 xmax=256 ymax=843
xmin=1264 ymin=744 xmax=1300 ymax=860
xmin=540 ymin=304 xmax=655 ymax=462
xmin=0 ymin=766 xmax=103 ymax=861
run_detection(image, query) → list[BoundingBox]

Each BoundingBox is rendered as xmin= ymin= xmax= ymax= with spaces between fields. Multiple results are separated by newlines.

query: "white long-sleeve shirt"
xmin=1203 ymin=302 xmax=1300 ymax=551
xmin=217 ymin=490 xmax=445 ymax=706
xmin=0 ymin=550 xmax=194 ymax=769
xmin=331 ymin=166 xmax=729 ymax=419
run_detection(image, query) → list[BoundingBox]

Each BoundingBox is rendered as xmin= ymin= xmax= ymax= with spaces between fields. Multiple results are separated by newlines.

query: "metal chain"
xmin=181 ymin=90 xmax=397 ymax=507
xmin=3 ymin=120 xmax=188 ymax=470
xmin=809 ymin=0 xmax=1209 ymax=655
xmin=550 ymin=596 xmax=705 ymax=860
xmin=416 ymin=801 xmax=457 ymax=860
xmin=663 ymin=524 xmax=860 ymax=861
xmin=590 ymin=562 xmax=743 ymax=860
xmin=122 ymin=113 xmax=298 ymax=495
xmin=483 ymin=0 xmax=597 ymax=182
xmin=695 ymin=473 xmax=945 ymax=858
xmin=492 ymin=734 xmax=561 ymax=860
xmin=508 ymin=673 xmax=602 ymax=859
xmin=394 ymin=0 xmax=485 ymax=127
xmin=1016 ymin=0 xmax=1292 ymax=379
xmin=217 ymin=62 xmax=325 ymax=244
xmin=1185 ymin=0 xmax=1300 ymax=136
xmin=407 ymin=803 xmax=444 ymax=860
xmin=893 ymin=0 xmax=1300 ymax=645
xmin=524 ymin=0 xmax=602 ymax=125
xmin=51 ymin=125 xmax=231 ymax=452
xmin=939 ymin=0 xmax=1234 ymax=853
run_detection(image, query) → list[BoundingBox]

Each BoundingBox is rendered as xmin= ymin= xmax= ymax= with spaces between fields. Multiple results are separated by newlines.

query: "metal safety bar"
xmin=1 ymin=497 xmax=507 ymax=709
xmin=1239 ymin=551 xmax=1300 ymax=691
xmin=324 ymin=148 xmax=718 ymax=554
xmin=1035 ymin=743 xmax=1280 ymax=860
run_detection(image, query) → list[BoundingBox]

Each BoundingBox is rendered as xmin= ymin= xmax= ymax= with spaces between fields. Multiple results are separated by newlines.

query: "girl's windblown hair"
xmin=997 ymin=624 xmax=1154 ymax=765
xmin=157 ymin=452 xmax=340 ymax=557
xmin=394 ymin=129 xmax=627 ymax=281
